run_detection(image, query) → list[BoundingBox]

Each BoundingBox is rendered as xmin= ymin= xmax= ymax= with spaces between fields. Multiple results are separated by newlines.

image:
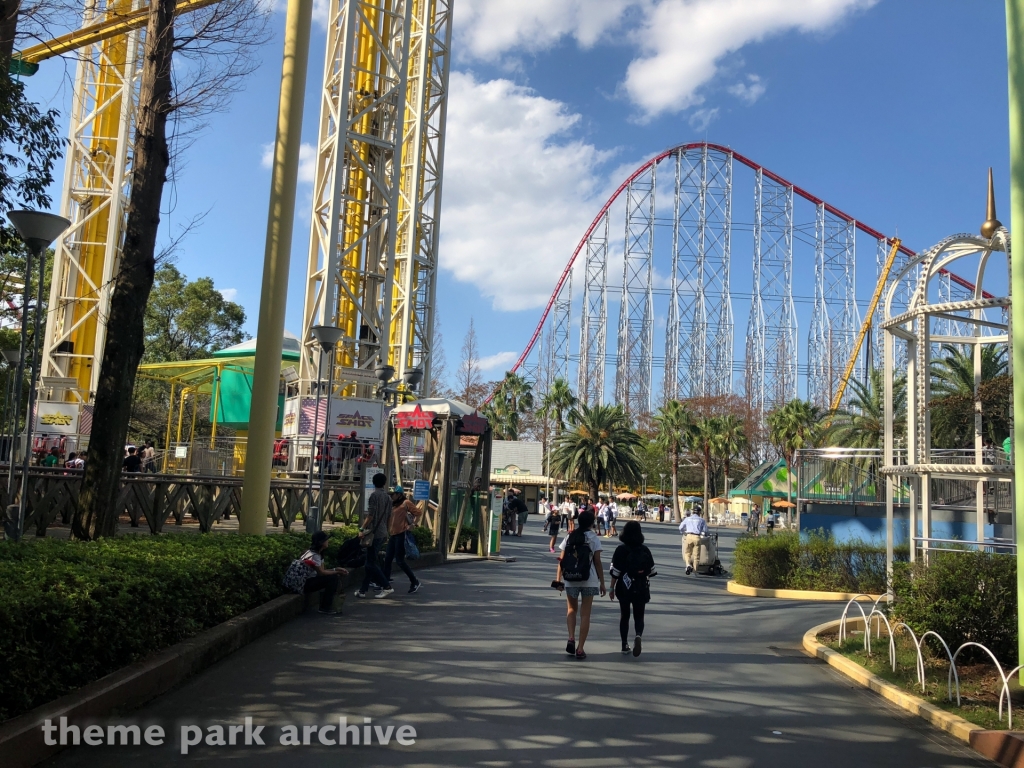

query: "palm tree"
xmin=767 ymin=399 xmax=822 ymax=527
xmin=685 ymin=416 xmax=722 ymax=512
xmin=538 ymin=377 xmax=578 ymax=502
xmin=714 ymin=414 xmax=747 ymax=492
xmin=827 ymin=368 xmax=907 ymax=450
xmin=653 ymin=399 xmax=690 ymax=522
xmin=490 ymin=371 xmax=534 ymax=440
xmin=550 ymin=403 xmax=644 ymax=501
xmin=538 ymin=377 xmax=578 ymax=432
xmin=931 ymin=344 xmax=1007 ymax=398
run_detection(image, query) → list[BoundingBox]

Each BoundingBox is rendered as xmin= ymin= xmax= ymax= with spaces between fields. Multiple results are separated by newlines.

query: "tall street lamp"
xmin=5 ymin=210 xmax=70 ymax=541
xmin=641 ymin=472 xmax=647 ymax=497
xmin=659 ymin=472 xmax=665 ymax=499
xmin=307 ymin=325 xmax=343 ymax=532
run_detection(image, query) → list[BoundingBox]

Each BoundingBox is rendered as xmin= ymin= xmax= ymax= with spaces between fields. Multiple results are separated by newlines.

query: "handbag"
xmin=358 ymin=529 xmax=375 ymax=548
xmin=405 ymin=530 xmax=420 ymax=560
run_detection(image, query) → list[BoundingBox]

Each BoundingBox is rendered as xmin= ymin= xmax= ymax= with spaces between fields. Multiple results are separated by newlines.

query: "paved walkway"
xmin=47 ymin=523 xmax=993 ymax=767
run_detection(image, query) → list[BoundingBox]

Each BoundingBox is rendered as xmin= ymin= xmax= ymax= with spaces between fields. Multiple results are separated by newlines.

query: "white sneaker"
xmin=375 ymin=588 xmax=394 ymax=599
xmin=355 ymin=590 xmax=367 ymax=598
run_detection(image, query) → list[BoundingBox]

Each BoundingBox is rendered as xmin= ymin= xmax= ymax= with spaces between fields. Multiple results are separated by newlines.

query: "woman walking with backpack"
xmin=553 ymin=510 xmax=605 ymax=660
xmin=609 ymin=521 xmax=657 ymax=657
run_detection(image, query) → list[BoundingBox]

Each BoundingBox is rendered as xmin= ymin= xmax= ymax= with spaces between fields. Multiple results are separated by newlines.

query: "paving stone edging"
xmin=803 ymin=618 xmax=1024 ymax=767
xmin=0 ymin=551 xmax=484 ymax=768
xmin=727 ymin=580 xmax=883 ymax=601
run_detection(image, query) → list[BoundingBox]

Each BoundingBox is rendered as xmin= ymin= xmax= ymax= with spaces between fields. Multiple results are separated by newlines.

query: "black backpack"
xmin=560 ymin=531 xmax=593 ymax=582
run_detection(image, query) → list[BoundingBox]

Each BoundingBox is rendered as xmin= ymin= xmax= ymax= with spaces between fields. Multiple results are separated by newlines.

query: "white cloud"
xmin=624 ymin=0 xmax=877 ymax=118
xmin=218 ymin=288 xmax=239 ymax=302
xmin=728 ymin=74 xmax=767 ymax=104
xmin=260 ymin=142 xmax=316 ymax=184
xmin=455 ymin=0 xmax=641 ymax=61
xmin=478 ymin=351 xmax=518 ymax=371
xmin=688 ymin=107 xmax=719 ymax=132
xmin=439 ymin=72 xmax=609 ymax=311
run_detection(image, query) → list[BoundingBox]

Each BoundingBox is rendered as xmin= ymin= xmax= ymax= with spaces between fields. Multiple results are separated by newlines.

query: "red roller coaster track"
xmin=504 ymin=141 xmax=987 ymax=381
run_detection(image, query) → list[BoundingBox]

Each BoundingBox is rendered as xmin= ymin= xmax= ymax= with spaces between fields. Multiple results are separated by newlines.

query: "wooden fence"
xmin=0 ymin=467 xmax=363 ymax=535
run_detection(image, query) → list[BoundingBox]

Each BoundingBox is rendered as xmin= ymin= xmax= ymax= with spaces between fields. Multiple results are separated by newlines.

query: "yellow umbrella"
xmin=772 ymin=500 xmax=797 ymax=508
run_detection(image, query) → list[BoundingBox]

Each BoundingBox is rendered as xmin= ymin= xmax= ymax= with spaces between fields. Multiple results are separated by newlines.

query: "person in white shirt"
xmin=554 ymin=510 xmax=605 ymax=660
xmin=678 ymin=510 xmax=709 ymax=575
xmin=607 ymin=501 xmax=619 ymax=538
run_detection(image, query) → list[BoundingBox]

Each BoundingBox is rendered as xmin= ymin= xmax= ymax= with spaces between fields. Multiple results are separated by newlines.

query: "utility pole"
xmin=1007 ymin=0 xmax=1024 ymax=679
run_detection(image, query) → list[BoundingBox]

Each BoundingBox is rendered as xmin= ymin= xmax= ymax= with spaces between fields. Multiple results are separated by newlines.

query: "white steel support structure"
xmin=301 ymin=0 xmax=412 ymax=394
xmin=551 ymin=270 xmax=572 ymax=381
xmin=616 ymin=165 xmax=655 ymax=417
xmin=669 ymin=145 xmax=733 ymax=399
xmin=745 ymin=168 xmax=795 ymax=417
xmin=43 ymin=0 xmax=143 ymax=403
xmin=578 ymin=212 xmax=608 ymax=406
xmin=389 ymin=0 xmax=452 ymax=393
xmin=808 ymin=204 xmax=858 ymax=409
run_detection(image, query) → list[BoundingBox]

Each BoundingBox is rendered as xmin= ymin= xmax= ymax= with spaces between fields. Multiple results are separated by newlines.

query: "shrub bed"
xmin=733 ymin=530 xmax=897 ymax=594
xmin=891 ymin=550 xmax=1017 ymax=665
xmin=0 ymin=534 xmax=310 ymax=723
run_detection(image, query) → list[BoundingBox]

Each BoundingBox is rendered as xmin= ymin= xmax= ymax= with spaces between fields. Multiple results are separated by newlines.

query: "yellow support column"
xmin=239 ymin=0 xmax=314 ymax=534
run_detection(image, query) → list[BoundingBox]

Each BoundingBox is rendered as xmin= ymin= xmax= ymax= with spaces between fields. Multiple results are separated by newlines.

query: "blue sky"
xmin=24 ymin=0 xmax=1012 ymax=392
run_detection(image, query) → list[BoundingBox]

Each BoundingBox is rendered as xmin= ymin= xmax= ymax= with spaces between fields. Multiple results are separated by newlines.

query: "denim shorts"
xmin=565 ymin=586 xmax=600 ymax=598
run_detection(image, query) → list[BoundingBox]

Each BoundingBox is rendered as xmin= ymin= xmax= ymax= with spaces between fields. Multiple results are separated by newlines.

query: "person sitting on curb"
xmin=284 ymin=531 xmax=349 ymax=615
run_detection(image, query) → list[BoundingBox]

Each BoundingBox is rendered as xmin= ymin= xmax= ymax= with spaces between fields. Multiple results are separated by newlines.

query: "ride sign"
xmin=394 ymin=404 xmax=436 ymax=430
xmin=413 ymin=479 xmax=429 ymax=501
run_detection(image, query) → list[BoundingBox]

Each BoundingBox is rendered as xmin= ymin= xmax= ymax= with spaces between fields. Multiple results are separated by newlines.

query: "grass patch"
xmin=823 ymin=629 xmax=1024 ymax=731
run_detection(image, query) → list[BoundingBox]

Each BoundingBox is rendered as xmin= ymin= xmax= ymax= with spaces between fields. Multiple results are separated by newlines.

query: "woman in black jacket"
xmin=608 ymin=521 xmax=656 ymax=657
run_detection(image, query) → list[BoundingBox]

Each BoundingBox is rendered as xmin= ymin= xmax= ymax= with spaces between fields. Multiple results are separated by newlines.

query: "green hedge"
xmin=0 ymin=534 xmax=309 ymax=722
xmin=733 ymin=530 xmax=900 ymax=594
xmin=891 ymin=551 xmax=1017 ymax=665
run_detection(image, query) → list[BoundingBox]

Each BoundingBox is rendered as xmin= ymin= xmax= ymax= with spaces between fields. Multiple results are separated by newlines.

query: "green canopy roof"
xmin=729 ymin=459 xmax=793 ymax=500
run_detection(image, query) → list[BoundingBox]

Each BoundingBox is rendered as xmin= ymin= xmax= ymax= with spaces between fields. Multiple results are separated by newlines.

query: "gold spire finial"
xmin=981 ymin=166 xmax=1002 ymax=239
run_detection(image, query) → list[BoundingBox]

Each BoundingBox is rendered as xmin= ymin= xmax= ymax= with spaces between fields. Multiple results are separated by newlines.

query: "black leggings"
xmin=617 ymin=594 xmax=646 ymax=643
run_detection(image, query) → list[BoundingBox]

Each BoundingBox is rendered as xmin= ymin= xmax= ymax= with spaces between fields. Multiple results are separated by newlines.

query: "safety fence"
xmin=1 ymin=467 xmax=363 ymax=536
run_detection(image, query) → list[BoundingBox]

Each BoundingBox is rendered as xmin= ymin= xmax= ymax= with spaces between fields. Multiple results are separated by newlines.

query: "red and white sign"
xmin=394 ymin=404 xmax=436 ymax=430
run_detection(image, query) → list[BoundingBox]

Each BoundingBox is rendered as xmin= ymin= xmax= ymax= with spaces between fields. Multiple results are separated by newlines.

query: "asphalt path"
xmin=44 ymin=519 xmax=994 ymax=767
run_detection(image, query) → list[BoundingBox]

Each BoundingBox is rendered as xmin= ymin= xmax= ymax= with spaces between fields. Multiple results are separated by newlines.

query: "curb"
xmin=727 ymin=580 xmax=884 ymax=602
xmin=0 ymin=551 xmax=486 ymax=768
xmin=802 ymin=618 xmax=980 ymax=744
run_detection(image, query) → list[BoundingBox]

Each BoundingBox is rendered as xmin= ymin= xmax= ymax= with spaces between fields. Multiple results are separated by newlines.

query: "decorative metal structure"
xmin=880 ymin=212 xmax=1013 ymax=570
xmin=551 ymin=270 xmax=571 ymax=381
xmin=505 ymin=142 xmax=987 ymax=422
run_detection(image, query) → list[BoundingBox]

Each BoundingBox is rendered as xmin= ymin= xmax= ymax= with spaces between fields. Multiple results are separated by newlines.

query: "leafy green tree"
xmin=654 ymin=399 xmax=690 ymax=521
xmin=537 ymin=377 xmax=577 ymax=499
xmin=767 ymin=399 xmax=822 ymax=525
xmin=143 ymin=264 xmax=247 ymax=362
xmin=551 ymin=403 xmax=643 ymax=501
xmin=928 ymin=345 xmax=1011 ymax=448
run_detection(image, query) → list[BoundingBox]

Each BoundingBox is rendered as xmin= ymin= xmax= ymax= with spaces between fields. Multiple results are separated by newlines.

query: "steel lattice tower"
xmin=615 ymin=165 xmax=656 ymax=417
xmin=745 ymin=168 xmax=796 ymax=417
xmin=808 ymin=204 xmax=858 ymax=408
xmin=551 ymin=270 xmax=572 ymax=382
xmin=578 ymin=213 xmax=609 ymax=406
xmin=666 ymin=146 xmax=733 ymax=400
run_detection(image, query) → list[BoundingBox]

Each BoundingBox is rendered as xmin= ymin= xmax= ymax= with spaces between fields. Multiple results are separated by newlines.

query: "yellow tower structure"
xmin=299 ymin=0 xmax=452 ymax=397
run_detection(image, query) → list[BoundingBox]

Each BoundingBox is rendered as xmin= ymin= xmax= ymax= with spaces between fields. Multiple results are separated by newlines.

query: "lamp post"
xmin=1 ymin=349 xmax=20 ymax=462
xmin=641 ymin=472 xmax=647 ymax=497
xmin=659 ymin=472 xmax=665 ymax=499
xmin=5 ymin=210 xmax=70 ymax=541
xmin=307 ymin=325 xmax=343 ymax=532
